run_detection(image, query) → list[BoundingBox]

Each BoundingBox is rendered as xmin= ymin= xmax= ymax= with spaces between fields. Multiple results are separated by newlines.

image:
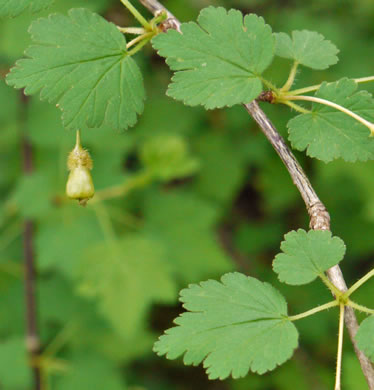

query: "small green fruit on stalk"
xmin=66 ymin=130 xmax=94 ymax=206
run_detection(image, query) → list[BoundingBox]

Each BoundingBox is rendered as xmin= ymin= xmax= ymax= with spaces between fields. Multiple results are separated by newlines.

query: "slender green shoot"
xmin=118 ymin=26 xmax=146 ymax=35
xmin=283 ymin=95 xmax=374 ymax=135
xmin=347 ymin=300 xmax=374 ymax=315
xmin=319 ymin=273 xmax=343 ymax=297
xmin=91 ymin=171 xmax=153 ymax=203
xmin=281 ymin=100 xmax=311 ymax=114
xmin=149 ymin=10 xmax=168 ymax=28
xmin=260 ymin=77 xmax=279 ymax=93
xmin=281 ymin=61 xmax=299 ymax=92
xmin=334 ymin=304 xmax=345 ymax=390
xmin=120 ymin=0 xmax=152 ymax=30
xmin=286 ymin=75 xmax=374 ymax=96
xmin=43 ymin=321 xmax=79 ymax=357
xmin=126 ymin=31 xmax=155 ymax=50
xmin=128 ymin=33 xmax=155 ymax=56
xmin=346 ymin=269 xmax=374 ymax=297
xmin=288 ymin=300 xmax=339 ymax=322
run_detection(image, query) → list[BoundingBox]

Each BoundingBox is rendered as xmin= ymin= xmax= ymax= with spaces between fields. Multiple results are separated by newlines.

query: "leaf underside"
xmin=6 ymin=8 xmax=145 ymax=130
xmin=152 ymin=6 xmax=275 ymax=109
xmin=154 ymin=272 xmax=298 ymax=379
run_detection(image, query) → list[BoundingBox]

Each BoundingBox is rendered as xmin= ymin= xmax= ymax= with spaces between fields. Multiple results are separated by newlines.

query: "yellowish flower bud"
xmin=66 ymin=166 xmax=95 ymax=204
xmin=66 ymin=130 xmax=94 ymax=206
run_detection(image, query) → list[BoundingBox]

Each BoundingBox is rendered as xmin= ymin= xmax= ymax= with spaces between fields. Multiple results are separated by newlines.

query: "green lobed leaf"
xmin=78 ymin=235 xmax=177 ymax=338
xmin=6 ymin=8 xmax=145 ymax=130
xmin=0 ymin=0 xmax=112 ymax=60
xmin=193 ymin=132 xmax=250 ymax=205
xmin=143 ymin=190 xmax=233 ymax=283
xmin=154 ymin=272 xmax=298 ymax=379
xmin=0 ymin=0 xmax=53 ymax=18
xmin=274 ymin=30 xmax=339 ymax=70
xmin=273 ymin=229 xmax=346 ymax=285
xmin=288 ymin=78 xmax=374 ymax=162
xmin=355 ymin=315 xmax=374 ymax=362
xmin=36 ymin=207 xmax=103 ymax=278
xmin=152 ymin=6 xmax=275 ymax=109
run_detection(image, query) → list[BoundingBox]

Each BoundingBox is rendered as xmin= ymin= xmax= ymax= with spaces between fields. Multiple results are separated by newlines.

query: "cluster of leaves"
xmin=153 ymin=230 xmax=346 ymax=379
xmin=5 ymin=5 xmax=374 ymax=165
xmin=1 ymin=0 xmax=374 ymax=389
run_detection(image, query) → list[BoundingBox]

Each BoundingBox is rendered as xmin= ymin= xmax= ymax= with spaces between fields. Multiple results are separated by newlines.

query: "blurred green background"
xmin=1 ymin=0 xmax=374 ymax=389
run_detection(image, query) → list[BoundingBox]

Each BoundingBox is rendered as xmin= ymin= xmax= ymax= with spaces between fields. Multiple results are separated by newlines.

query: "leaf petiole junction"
xmin=284 ymin=75 xmax=374 ymax=96
xmin=120 ymin=0 xmax=152 ymax=30
xmin=280 ymin=94 xmax=374 ymax=135
xmin=345 ymin=268 xmax=374 ymax=297
xmin=288 ymin=300 xmax=339 ymax=322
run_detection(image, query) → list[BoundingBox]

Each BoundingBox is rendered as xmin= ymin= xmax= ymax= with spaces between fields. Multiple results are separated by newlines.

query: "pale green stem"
xmin=93 ymin=203 xmax=130 ymax=275
xmin=260 ymin=78 xmax=279 ymax=93
xmin=120 ymin=0 xmax=151 ymax=30
xmin=281 ymin=100 xmax=311 ymax=114
xmin=281 ymin=61 xmax=299 ymax=92
xmin=149 ymin=10 xmax=168 ymax=27
xmin=288 ymin=300 xmax=339 ymax=321
xmin=284 ymin=95 xmax=374 ymax=135
xmin=43 ymin=321 xmax=79 ymax=357
xmin=346 ymin=269 xmax=374 ymax=297
xmin=319 ymin=273 xmax=343 ymax=297
xmin=117 ymin=26 xmax=145 ymax=34
xmin=335 ymin=304 xmax=345 ymax=390
xmin=104 ymin=205 xmax=143 ymax=229
xmin=354 ymin=75 xmax=374 ymax=84
xmin=128 ymin=34 xmax=154 ymax=56
xmin=347 ymin=300 xmax=374 ymax=315
xmin=93 ymin=203 xmax=118 ymax=245
xmin=286 ymin=75 xmax=374 ymax=96
xmin=75 ymin=129 xmax=81 ymax=147
xmin=126 ymin=31 xmax=154 ymax=50
xmin=90 ymin=171 xmax=152 ymax=203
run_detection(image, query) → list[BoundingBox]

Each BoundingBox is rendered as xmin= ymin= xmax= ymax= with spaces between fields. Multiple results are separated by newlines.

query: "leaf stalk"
xmin=347 ymin=301 xmax=374 ymax=315
xmin=120 ymin=0 xmax=152 ymax=30
xmin=335 ymin=304 xmax=345 ymax=390
xmin=118 ymin=26 xmax=146 ymax=34
xmin=346 ymin=268 xmax=374 ymax=297
xmin=282 ymin=94 xmax=374 ymax=135
xmin=286 ymin=75 xmax=374 ymax=96
xmin=288 ymin=300 xmax=339 ymax=321
xmin=281 ymin=61 xmax=299 ymax=92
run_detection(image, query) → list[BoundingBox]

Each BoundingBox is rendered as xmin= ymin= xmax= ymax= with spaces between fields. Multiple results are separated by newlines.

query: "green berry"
xmin=66 ymin=130 xmax=95 ymax=205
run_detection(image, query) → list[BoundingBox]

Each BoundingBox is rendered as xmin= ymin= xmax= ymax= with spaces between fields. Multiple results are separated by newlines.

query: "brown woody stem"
xmin=21 ymin=93 xmax=42 ymax=390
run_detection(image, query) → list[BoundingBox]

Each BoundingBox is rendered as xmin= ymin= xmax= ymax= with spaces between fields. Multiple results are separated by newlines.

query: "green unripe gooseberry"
xmin=66 ymin=130 xmax=94 ymax=206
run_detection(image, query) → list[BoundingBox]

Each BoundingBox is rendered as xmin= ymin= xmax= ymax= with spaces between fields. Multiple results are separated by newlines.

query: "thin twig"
xmin=137 ymin=1 xmax=374 ymax=387
xmin=21 ymin=93 xmax=42 ymax=390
